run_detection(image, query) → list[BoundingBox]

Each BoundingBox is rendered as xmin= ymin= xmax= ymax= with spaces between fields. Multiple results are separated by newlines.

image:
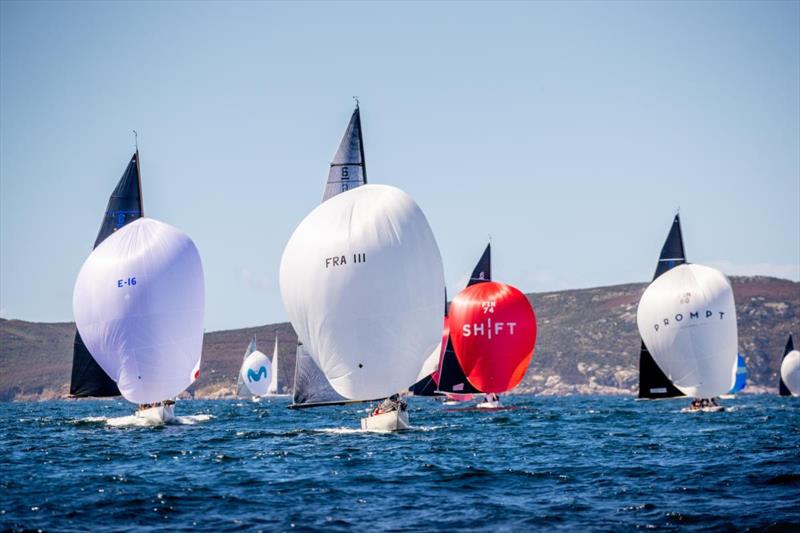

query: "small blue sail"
xmin=729 ymin=354 xmax=747 ymax=394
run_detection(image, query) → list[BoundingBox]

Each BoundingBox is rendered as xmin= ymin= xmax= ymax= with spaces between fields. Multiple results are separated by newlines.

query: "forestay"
xmin=280 ymin=184 xmax=444 ymax=400
xmin=637 ymin=264 xmax=737 ymax=398
xmin=73 ymin=218 xmax=205 ymax=404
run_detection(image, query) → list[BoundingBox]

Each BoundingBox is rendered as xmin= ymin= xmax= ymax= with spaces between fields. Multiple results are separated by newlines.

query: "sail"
xmin=322 ymin=106 xmax=367 ymax=202
xmin=70 ymin=152 xmax=143 ymax=397
xmin=280 ymin=184 xmax=445 ymax=401
xmin=448 ymin=281 xmax=537 ymax=393
xmin=240 ymin=350 xmax=272 ymax=397
xmin=290 ymin=342 xmax=350 ymax=407
xmin=637 ymin=264 xmax=738 ymax=398
xmin=468 ymin=243 xmax=491 ymax=286
xmin=728 ymin=354 xmax=747 ymax=394
xmin=437 ymin=325 xmax=482 ymax=394
xmin=268 ymin=336 xmax=279 ymax=394
xmin=780 ymin=334 xmax=798 ymax=396
xmin=639 ymin=214 xmax=688 ymax=399
xmin=237 ymin=336 xmax=258 ymax=398
xmin=73 ymin=218 xmax=205 ymax=404
xmin=409 ymin=332 xmax=445 ymax=396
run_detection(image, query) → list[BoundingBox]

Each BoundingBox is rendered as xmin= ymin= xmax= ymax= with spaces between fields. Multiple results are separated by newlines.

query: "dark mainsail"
xmin=435 ymin=246 xmax=492 ymax=395
xmin=638 ymin=214 xmax=687 ymax=399
xmin=322 ymin=105 xmax=367 ymax=202
xmin=780 ymin=334 xmax=794 ymax=396
xmin=468 ymin=242 xmax=491 ymax=286
xmin=69 ymin=152 xmax=143 ymax=397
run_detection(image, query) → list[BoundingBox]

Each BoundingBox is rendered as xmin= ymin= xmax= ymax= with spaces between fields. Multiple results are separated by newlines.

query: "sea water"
xmin=1 ymin=395 xmax=798 ymax=531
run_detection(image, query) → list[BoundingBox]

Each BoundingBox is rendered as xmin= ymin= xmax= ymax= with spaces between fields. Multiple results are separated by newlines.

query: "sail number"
xmin=325 ymin=253 xmax=366 ymax=268
xmin=117 ymin=277 xmax=137 ymax=288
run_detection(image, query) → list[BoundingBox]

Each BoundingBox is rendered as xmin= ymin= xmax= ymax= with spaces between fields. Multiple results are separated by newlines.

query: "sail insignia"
xmin=70 ymin=152 xmax=143 ymax=398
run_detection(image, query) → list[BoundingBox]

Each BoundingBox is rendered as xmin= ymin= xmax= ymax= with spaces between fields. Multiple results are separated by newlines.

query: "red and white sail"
xmin=447 ymin=281 xmax=537 ymax=393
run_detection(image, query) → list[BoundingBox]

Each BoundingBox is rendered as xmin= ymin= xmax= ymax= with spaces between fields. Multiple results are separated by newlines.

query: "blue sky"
xmin=1 ymin=1 xmax=798 ymax=331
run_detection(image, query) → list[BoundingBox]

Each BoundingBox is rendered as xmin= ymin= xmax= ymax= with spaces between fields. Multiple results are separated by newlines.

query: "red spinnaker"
xmin=448 ymin=281 xmax=536 ymax=393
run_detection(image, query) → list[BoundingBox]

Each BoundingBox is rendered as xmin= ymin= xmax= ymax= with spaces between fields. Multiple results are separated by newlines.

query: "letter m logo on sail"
xmin=247 ymin=367 xmax=268 ymax=382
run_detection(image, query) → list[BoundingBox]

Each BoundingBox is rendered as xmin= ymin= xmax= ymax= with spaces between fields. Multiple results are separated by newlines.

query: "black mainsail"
xmin=435 ymin=243 xmax=492 ymax=395
xmin=322 ymin=105 xmax=367 ymax=202
xmin=638 ymin=214 xmax=687 ymax=399
xmin=70 ymin=152 xmax=143 ymax=397
xmin=780 ymin=334 xmax=794 ymax=396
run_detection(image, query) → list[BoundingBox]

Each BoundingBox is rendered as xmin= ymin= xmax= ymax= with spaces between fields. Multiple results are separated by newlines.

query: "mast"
xmin=70 ymin=150 xmax=144 ymax=398
xmin=638 ymin=213 xmax=687 ymax=399
xmin=780 ymin=334 xmax=794 ymax=396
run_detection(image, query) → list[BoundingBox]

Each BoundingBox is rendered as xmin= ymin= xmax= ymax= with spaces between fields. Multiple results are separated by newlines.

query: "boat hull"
xmin=476 ymin=400 xmax=502 ymax=409
xmin=681 ymin=406 xmax=725 ymax=413
xmin=360 ymin=410 xmax=410 ymax=431
xmin=135 ymin=404 xmax=176 ymax=424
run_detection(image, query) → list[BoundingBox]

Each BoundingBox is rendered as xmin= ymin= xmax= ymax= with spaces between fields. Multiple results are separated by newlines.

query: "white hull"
xmin=476 ymin=400 xmax=502 ymax=409
xmin=360 ymin=410 xmax=410 ymax=431
xmin=719 ymin=394 xmax=735 ymax=400
xmin=135 ymin=404 xmax=176 ymax=424
xmin=442 ymin=400 xmax=461 ymax=406
xmin=681 ymin=406 xmax=725 ymax=413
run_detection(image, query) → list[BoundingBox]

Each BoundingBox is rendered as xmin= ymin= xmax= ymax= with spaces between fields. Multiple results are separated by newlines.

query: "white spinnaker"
xmin=637 ymin=264 xmax=737 ymax=398
xmin=73 ymin=218 xmax=205 ymax=404
xmin=268 ymin=337 xmax=279 ymax=394
xmin=280 ymin=184 xmax=445 ymax=400
xmin=241 ymin=350 xmax=272 ymax=396
xmin=781 ymin=350 xmax=800 ymax=396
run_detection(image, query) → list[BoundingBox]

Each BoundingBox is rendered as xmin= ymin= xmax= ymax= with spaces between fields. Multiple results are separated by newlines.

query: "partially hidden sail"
xmin=435 ymin=243 xmax=494 ymax=395
xmin=70 ymin=152 xmax=143 ymax=398
xmin=267 ymin=336 xmax=279 ymax=395
xmin=728 ymin=354 xmax=747 ymax=394
xmin=280 ymin=184 xmax=445 ymax=401
xmin=237 ymin=336 xmax=258 ymax=398
xmin=289 ymin=342 xmax=351 ymax=408
xmin=780 ymin=334 xmax=799 ymax=396
xmin=240 ymin=347 xmax=272 ymax=397
xmin=322 ymin=106 xmax=367 ymax=202
xmin=638 ymin=214 xmax=687 ymax=399
xmin=73 ymin=218 xmax=205 ymax=404
xmin=637 ymin=263 xmax=738 ymax=399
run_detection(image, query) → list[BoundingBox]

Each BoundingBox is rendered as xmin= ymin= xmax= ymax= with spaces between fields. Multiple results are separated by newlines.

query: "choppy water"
xmin=1 ymin=395 xmax=798 ymax=532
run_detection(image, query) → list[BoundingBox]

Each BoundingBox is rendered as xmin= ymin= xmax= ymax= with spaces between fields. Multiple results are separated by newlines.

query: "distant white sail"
xmin=414 ymin=344 xmax=442 ymax=384
xmin=637 ymin=264 xmax=737 ymax=398
xmin=267 ymin=336 xmax=279 ymax=395
xmin=73 ymin=218 xmax=205 ymax=404
xmin=237 ymin=336 xmax=257 ymax=398
xmin=240 ymin=350 xmax=272 ymax=396
xmin=280 ymin=184 xmax=444 ymax=401
xmin=781 ymin=349 xmax=800 ymax=396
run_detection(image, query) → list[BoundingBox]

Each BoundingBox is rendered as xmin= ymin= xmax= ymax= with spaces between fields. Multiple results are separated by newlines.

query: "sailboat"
xmin=780 ymin=334 xmax=799 ymax=396
xmin=238 ymin=336 xmax=273 ymax=400
xmin=72 ymin=152 xmax=205 ymax=424
xmin=434 ymin=243 xmax=537 ymax=408
xmin=638 ymin=214 xmax=688 ymax=399
xmin=236 ymin=336 xmax=258 ymax=399
xmin=281 ymin=107 xmax=444 ymax=432
xmin=70 ymin=152 xmax=143 ymax=398
xmin=267 ymin=336 xmax=281 ymax=395
xmin=636 ymin=215 xmax=738 ymax=412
